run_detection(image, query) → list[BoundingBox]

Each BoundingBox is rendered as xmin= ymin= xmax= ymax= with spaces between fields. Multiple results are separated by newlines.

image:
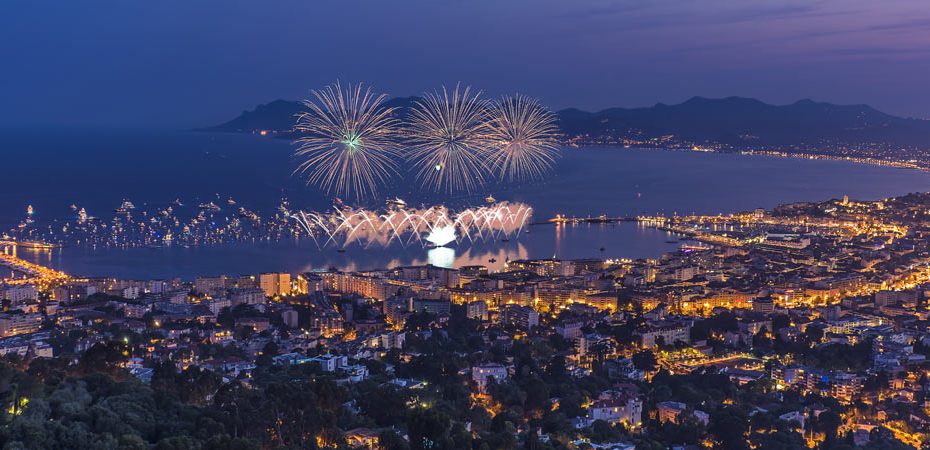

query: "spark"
xmin=293 ymin=81 xmax=401 ymax=201
xmin=291 ymin=202 xmax=532 ymax=249
xmin=488 ymin=94 xmax=560 ymax=182
xmin=406 ymin=84 xmax=495 ymax=194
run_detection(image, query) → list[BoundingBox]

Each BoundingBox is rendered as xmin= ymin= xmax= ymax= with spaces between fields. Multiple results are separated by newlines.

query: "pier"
xmin=545 ymin=214 xmax=640 ymax=224
xmin=0 ymin=250 xmax=69 ymax=286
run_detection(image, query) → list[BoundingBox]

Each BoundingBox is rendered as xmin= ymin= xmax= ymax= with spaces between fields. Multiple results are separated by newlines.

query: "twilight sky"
xmin=2 ymin=0 xmax=929 ymax=128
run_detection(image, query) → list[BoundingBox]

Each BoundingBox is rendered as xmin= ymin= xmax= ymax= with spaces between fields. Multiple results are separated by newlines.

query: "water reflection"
xmin=427 ymin=247 xmax=455 ymax=268
xmin=19 ymin=223 xmax=674 ymax=279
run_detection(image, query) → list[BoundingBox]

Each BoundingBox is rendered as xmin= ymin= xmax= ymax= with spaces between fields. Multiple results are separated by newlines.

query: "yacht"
xmin=115 ymin=200 xmax=136 ymax=214
xmin=386 ymin=197 xmax=407 ymax=208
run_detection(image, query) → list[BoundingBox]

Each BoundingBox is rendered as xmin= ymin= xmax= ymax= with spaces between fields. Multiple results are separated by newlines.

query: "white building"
xmin=1 ymin=285 xmax=38 ymax=305
xmin=588 ymin=395 xmax=643 ymax=428
xmin=472 ymin=363 xmax=509 ymax=392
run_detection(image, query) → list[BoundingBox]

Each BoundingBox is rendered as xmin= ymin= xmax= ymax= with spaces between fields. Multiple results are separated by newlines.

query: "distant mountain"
xmin=200 ymin=97 xmax=421 ymax=134
xmin=202 ymin=96 xmax=930 ymax=149
xmin=559 ymin=96 xmax=930 ymax=148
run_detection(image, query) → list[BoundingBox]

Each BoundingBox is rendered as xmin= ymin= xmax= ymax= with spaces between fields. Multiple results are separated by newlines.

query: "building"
xmin=472 ymin=363 xmax=509 ymax=392
xmin=297 ymin=273 xmax=324 ymax=294
xmin=465 ymin=300 xmax=488 ymax=321
xmin=321 ymin=272 xmax=401 ymax=301
xmin=875 ymin=289 xmax=918 ymax=307
xmin=365 ymin=331 xmax=405 ymax=350
xmin=0 ymin=284 xmax=38 ymax=306
xmin=259 ymin=272 xmax=291 ymax=297
xmin=310 ymin=310 xmax=344 ymax=336
xmin=752 ymin=296 xmax=775 ymax=314
xmin=195 ymin=275 xmax=228 ymax=295
xmin=501 ymin=305 xmax=539 ymax=330
xmin=589 ymin=395 xmax=643 ymax=428
xmin=53 ymin=283 xmax=97 ymax=303
xmin=121 ymin=286 xmax=141 ymax=300
xmin=391 ymin=265 xmax=459 ymax=288
xmin=230 ymin=288 xmax=265 ymax=306
xmin=281 ymin=308 xmax=299 ymax=328
xmin=344 ymin=428 xmax=380 ymax=449
xmin=656 ymin=401 xmax=688 ymax=424
xmin=0 ymin=313 xmax=43 ymax=337
xmin=413 ymin=299 xmax=451 ymax=316
xmin=634 ymin=321 xmax=691 ymax=348
xmin=580 ymin=291 xmax=618 ymax=311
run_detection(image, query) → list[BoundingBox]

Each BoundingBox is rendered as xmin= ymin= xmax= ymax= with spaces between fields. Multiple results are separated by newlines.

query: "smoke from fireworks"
xmin=293 ymin=81 xmax=401 ymax=201
xmin=488 ymin=95 xmax=560 ymax=182
xmin=406 ymin=84 xmax=495 ymax=194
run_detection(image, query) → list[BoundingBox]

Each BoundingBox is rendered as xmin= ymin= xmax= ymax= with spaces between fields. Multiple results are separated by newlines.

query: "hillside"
xmin=202 ymin=96 xmax=930 ymax=149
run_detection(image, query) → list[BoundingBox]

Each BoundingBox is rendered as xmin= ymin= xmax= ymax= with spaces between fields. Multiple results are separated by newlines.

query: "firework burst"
xmin=406 ymin=84 xmax=495 ymax=194
xmin=291 ymin=202 xmax=532 ymax=249
xmin=293 ymin=81 xmax=401 ymax=201
xmin=488 ymin=95 xmax=560 ymax=182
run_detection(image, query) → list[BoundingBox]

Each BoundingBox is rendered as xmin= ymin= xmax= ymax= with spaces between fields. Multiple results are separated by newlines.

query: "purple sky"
xmin=2 ymin=0 xmax=929 ymax=128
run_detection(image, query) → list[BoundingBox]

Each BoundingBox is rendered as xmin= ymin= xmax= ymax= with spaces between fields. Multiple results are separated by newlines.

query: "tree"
xmin=408 ymin=407 xmax=452 ymax=450
xmin=709 ymin=407 xmax=750 ymax=450
xmin=631 ymin=351 xmax=657 ymax=372
xmin=379 ymin=429 xmax=411 ymax=450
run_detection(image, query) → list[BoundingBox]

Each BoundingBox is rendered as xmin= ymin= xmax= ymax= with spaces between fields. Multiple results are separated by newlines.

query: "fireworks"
xmin=293 ymin=82 xmax=562 ymax=200
xmin=406 ymin=84 xmax=496 ymax=194
xmin=488 ymin=95 xmax=560 ymax=182
xmin=291 ymin=202 xmax=533 ymax=249
xmin=293 ymin=81 xmax=401 ymax=201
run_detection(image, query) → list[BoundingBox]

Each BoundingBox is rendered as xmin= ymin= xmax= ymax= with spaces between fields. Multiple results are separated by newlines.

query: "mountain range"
xmin=202 ymin=96 xmax=930 ymax=149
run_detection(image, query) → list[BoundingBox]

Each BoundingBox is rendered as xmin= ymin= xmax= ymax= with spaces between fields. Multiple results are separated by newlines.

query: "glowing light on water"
xmin=427 ymin=246 xmax=455 ymax=268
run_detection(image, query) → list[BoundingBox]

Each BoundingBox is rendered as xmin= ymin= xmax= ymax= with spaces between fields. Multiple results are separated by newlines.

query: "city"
xmin=4 ymin=192 xmax=930 ymax=448
xmin=5 ymin=1 xmax=930 ymax=449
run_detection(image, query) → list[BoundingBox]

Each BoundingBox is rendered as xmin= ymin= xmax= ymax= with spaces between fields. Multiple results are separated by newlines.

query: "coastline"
xmin=563 ymin=142 xmax=928 ymax=173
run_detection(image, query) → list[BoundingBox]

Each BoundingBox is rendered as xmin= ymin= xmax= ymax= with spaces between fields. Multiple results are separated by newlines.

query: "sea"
xmin=3 ymin=128 xmax=929 ymax=280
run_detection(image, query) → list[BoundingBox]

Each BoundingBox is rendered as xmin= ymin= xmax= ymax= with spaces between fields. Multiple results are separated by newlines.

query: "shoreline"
xmin=565 ymin=142 xmax=928 ymax=173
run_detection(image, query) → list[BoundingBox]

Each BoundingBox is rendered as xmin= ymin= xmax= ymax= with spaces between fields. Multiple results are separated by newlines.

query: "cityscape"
xmin=4 ymin=1 xmax=930 ymax=450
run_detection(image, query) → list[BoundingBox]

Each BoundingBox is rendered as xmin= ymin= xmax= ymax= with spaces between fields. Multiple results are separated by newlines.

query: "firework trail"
xmin=406 ymin=84 xmax=495 ymax=194
xmin=291 ymin=202 xmax=533 ymax=249
xmin=293 ymin=81 xmax=401 ymax=201
xmin=488 ymin=94 xmax=560 ymax=182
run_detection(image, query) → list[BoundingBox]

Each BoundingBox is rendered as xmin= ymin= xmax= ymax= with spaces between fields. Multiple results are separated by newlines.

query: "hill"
xmin=202 ymin=96 xmax=930 ymax=149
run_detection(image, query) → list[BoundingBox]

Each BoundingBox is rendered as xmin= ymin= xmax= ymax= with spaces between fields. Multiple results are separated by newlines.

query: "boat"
xmin=115 ymin=200 xmax=136 ymax=214
xmin=12 ymin=240 xmax=61 ymax=249
xmin=171 ymin=198 xmax=184 ymax=207
xmin=198 ymin=202 xmax=221 ymax=212
xmin=336 ymin=248 xmax=347 ymax=253
xmin=227 ymin=197 xmax=237 ymax=205
xmin=386 ymin=197 xmax=407 ymax=208
xmin=485 ymin=195 xmax=496 ymax=204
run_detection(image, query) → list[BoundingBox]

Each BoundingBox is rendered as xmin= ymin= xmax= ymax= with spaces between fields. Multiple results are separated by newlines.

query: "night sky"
xmin=2 ymin=0 xmax=929 ymax=128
